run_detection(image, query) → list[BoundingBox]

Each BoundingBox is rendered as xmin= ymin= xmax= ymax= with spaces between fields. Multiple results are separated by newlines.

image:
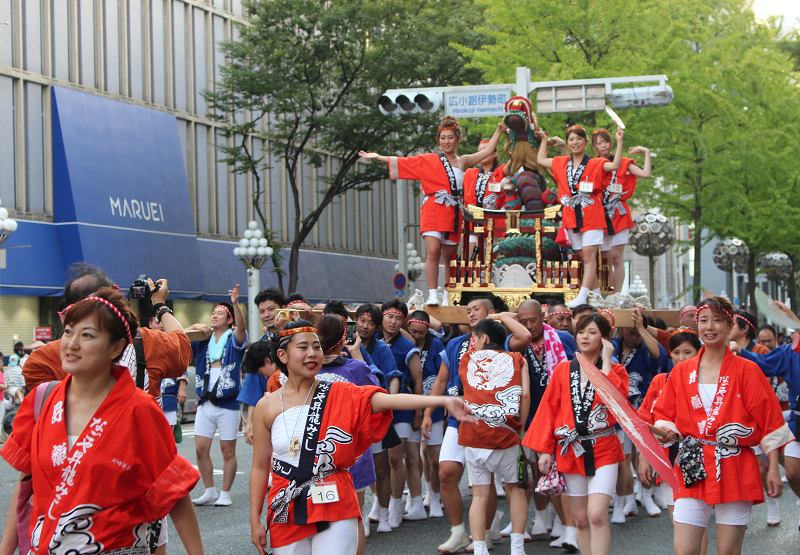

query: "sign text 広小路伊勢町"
xmin=444 ymin=90 xmax=511 ymax=118
xmin=110 ymin=197 xmax=165 ymax=222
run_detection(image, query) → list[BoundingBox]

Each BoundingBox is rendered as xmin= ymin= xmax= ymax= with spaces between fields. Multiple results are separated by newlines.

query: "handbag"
xmin=535 ymin=456 xmax=567 ymax=496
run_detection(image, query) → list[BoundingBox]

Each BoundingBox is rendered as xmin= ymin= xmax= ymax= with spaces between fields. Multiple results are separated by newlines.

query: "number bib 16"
xmin=310 ymin=483 xmax=340 ymax=504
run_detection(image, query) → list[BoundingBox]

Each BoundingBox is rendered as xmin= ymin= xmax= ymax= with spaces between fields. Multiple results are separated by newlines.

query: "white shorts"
xmin=439 ymin=426 xmax=465 ymax=465
xmin=673 ymin=498 xmax=753 ymax=528
xmin=195 ymin=402 xmax=240 ymax=441
xmin=272 ymin=517 xmax=358 ymax=555
xmin=163 ymin=411 xmax=178 ymax=427
xmin=465 ymin=445 xmax=519 ymax=486
xmin=522 ymin=446 xmax=537 ymax=463
xmin=371 ymin=441 xmax=385 ymax=455
xmin=422 ymin=231 xmax=457 ymax=246
xmin=784 ymin=440 xmax=800 ymax=459
xmin=563 ymin=463 xmax=619 ymax=497
xmin=394 ymin=422 xmax=421 ymax=443
xmin=601 ymin=228 xmax=630 ymax=251
xmin=616 ymin=429 xmax=633 ymax=456
xmin=567 ymin=228 xmax=604 ymax=250
xmin=423 ymin=420 xmax=445 ymax=447
xmin=661 ymin=483 xmax=674 ymax=506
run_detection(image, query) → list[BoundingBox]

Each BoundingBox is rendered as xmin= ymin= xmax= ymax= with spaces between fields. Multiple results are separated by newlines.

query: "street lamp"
xmin=713 ymin=237 xmax=749 ymax=306
xmin=233 ymin=221 xmax=274 ymax=341
xmin=629 ymin=212 xmax=674 ymax=308
xmin=758 ymin=252 xmax=792 ymax=302
xmin=628 ymin=275 xmax=649 ymax=298
xmin=395 ymin=242 xmax=425 ymax=294
xmin=0 ymin=199 xmax=18 ymax=248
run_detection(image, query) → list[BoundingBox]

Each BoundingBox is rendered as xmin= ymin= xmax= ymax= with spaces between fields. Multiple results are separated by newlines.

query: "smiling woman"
xmin=1 ymin=288 xmax=204 ymax=555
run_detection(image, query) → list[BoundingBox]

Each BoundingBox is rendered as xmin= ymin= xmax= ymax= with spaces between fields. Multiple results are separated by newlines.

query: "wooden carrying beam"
xmin=425 ymin=306 xmax=680 ymax=328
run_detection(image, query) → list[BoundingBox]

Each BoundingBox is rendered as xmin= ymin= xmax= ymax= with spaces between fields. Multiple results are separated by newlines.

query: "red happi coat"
xmin=601 ymin=157 xmax=636 ymax=234
xmin=523 ymin=359 xmax=628 ymax=476
xmin=388 ymin=153 xmax=462 ymax=237
xmin=1 ymin=367 xmax=198 ymax=554
xmin=267 ymin=381 xmax=392 ymax=548
xmin=653 ymin=347 xmax=795 ymax=505
xmin=551 ymin=156 xmax=609 ymax=232
xmin=457 ymin=349 xmax=525 ymax=450
xmin=463 ymin=164 xmax=507 ymax=210
xmin=637 ymin=372 xmax=672 ymax=484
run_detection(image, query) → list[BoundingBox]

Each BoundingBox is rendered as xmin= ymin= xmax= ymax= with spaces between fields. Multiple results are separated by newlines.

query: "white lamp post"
xmin=0 ymin=199 xmax=18 ymax=269
xmin=233 ymin=221 xmax=273 ymax=341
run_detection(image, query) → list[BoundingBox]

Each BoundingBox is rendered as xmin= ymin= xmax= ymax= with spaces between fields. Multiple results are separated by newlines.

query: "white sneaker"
xmin=641 ymin=488 xmax=662 ymax=517
xmin=368 ymin=495 xmax=381 ymax=522
xmin=652 ymin=484 xmax=668 ymax=510
xmin=550 ymin=515 xmax=563 ymax=538
xmin=377 ymin=507 xmax=392 ymax=533
xmin=466 ymin=538 xmax=492 ymax=552
xmin=430 ymin=500 xmax=444 ymax=518
xmin=767 ymin=496 xmax=781 ymax=526
xmin=549 ymin=531 xmax=565 ymax=548
xmin=624 ymin=494 xmax=639 ymax=517
xmin=404 ymin=496 xmax=428 ymax=521
xmin=388 ymin=498 xmax=404 ymax=528
xmin=426 ymin=291 xmax=440 ymax=306
xmin=192 ymin=488 xmax=218 ymax=506
xmin=561 ymin=526 xmax=579 ymax=552
xmin=566 ymin=288 xmax=589 ymax=309
xmin=529 ymin=518 xmax=548 ymax=537
xmin=490 ymin=510 xmax=503 ymax=542
xmin=500 ymin=522 xmax=513 ymax=537
xmin=213 ymin=492 xmax=232 ymax=507
xmin=405 ymin=493 xmax=413 ymax=514
xmin=611 ymin=495 xmax=626 ymax=524
xmin=438 ymin=529 xmax=470 ymax=554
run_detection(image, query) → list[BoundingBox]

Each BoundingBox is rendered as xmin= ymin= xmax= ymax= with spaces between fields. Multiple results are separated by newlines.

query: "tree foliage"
xmin=205 ymin=0 xmax=489 ymax=293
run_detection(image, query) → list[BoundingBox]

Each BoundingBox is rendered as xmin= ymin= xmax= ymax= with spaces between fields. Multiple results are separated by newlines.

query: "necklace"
xmin=279 ymin=379 xmax=317 ymax=455
xmin=65 ymin=377 xmax=116 ymax=440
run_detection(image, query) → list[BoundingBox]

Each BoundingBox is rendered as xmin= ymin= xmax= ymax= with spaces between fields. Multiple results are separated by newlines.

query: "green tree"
xmin=204 ymin=0 xmax=487 ymax=293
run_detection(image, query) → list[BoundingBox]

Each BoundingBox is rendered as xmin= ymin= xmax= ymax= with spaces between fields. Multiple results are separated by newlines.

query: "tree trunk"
xmin=747 ymin=253 xmax=757 ymax=313
xmin=788 ymin=253 xmax=799 ymax=318
xmin=288 ymin=241 xmax=301 ymax=294
xmin=692 ymin=222 xmax=703 ymax=304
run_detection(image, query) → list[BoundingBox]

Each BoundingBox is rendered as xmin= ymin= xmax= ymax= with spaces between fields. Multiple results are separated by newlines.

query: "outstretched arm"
xmin=358 ymin=151 xmax=389 ymax=163
xmin=371 ymin=392 xmax=477 ymax=425
xmin=535 ymin=130 xmax=554 ymax=169
xmin=627 ymin=146 xmax=651 ymax=178
xmin=602 ymin=128 xmax=624 ymax=171
xmin=458 ymin=123 xmax=507 ymax=169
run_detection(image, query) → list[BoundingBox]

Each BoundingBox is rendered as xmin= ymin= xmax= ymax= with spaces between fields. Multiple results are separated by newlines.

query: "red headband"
xmin=439 ymin=124 xmax=459 ymax=131
xmin=279 ymin=326 xmax=318 ymax=338
xmin=596 ymin=308 xmax=616 ymax=331
xmin=479 ymin=139 xmax=491 ymax=144
xmin=735 ymin=314 xmax=755 ymax=330
xmin=326 ymin=329 xmax=347 ymax=353
xmin=567 ymin=125 xmax=585 ymax=133
xmin=695 ymin=304 xmax=733 ymax=324
xmin=592 ymin=128 xmax=609 ymax=135
xmin=671 ymin=327 xmax=698 ymax=336
xmin=547 ymin=311 xmax=572 ymax=318
xmin=286 ymin=300 xmax=305 ymax=308
xmin=383 ymin=309 xmax=405 ymax=319
xmin=680 ymin=307 xmax=697 ymax=317
xmin=407 ymin=319 xmax=430 ymax=327
xmin=215 ymin=304 xmax=234 ymax=322
xmin=60 ymin=297 xmax=133 ymax=345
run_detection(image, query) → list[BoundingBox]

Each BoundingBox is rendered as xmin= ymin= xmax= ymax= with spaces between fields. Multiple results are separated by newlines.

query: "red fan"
xmin=576 ymin=353 xmax=681 ymax=491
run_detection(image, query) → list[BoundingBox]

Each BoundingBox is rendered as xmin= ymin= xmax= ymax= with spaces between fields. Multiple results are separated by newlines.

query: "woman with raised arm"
xmin=535 ymin=126 xmax=624 ymax=308
xmin=591 ymin=129 xmax=651 ymax=293
xmin=653 ymin=297 xmax=793 ymax=555
xmin=523 ymin=313 xmax=629 ymax=555
xmin=249 ymin=319 xmax=476 ymax=555
xmin=0 ymin=288 xmax=203 ymax=555
xmin=359 ymin=117 xmax=505 ymax=306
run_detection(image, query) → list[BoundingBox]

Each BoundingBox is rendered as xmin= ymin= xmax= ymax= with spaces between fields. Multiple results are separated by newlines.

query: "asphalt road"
xmin=2 ymin=425 xmax=800 ymax=554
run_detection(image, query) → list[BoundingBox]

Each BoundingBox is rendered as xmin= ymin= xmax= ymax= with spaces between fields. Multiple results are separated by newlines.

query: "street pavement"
xmin=2 ymin=425 xmax=800 ymax=554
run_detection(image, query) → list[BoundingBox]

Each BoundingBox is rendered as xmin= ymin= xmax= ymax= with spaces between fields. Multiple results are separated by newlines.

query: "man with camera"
xmin=186 ymin=285 xmax=248 ymax=507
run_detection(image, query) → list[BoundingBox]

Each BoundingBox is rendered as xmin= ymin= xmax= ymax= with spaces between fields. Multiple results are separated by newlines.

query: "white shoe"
xmin=549 ymin=531 xmax=565 ymax=548
xmin=490 ymin=510 xmax=503 ymax=542
xmin=213 ymin=492 xmax=232 ymax=506
xmin=611 ymin=495 xmax=626 ymax=524
xmin=430 ymin=500 xmax=444 ymax=518
xmin=624 ymin=494 xmax=638 ymax=517
xmin=561 ymin=526 xmax=579 ymax=552
xmin=405 ymin=493 xmax=413 ymax=514
xmin=426 ymin=291 xmax=440 ymax=306
xmin=377 ymin=507 xmax=392 ymax=533
xmin=424 ymin=492 xmax=431 ymax=509
xmin=641 ymin=488 xmax=662 ymax=517
xmin=566 ymin=288 xmax=589 ymax=309
xmin=767 ymin=496 xmax=781 ymax=526
xmin=652 ymin=485 xmax=668 ymax=510
xmin=466 ymin=538 xmax=492 ymax=552
xmin=192 ymin=488 xmax=218 ymax=506
xmin=500 ymin=522 xmax=513 ymax=537
xmin=404 ymin=496 xmax=428 ymax=521
xmin=634 ymin=480 xmax=642 ymax=504
xmin=546 ymin=503 xmax=556 ymax=531
xmin=368 ymin=495 xmax=380 ymax=522
xmin=550 ymin=515 xmax=563 ymax=538
xmin=529 ymin=518 xmax=548 ymax=537
xmin=438 ymin=529 xmax=470 ymax=554
xmin=388 ymin=498 xmax=404 ymax=528
xmin=495 ymin=477 xmax=505 ymax=497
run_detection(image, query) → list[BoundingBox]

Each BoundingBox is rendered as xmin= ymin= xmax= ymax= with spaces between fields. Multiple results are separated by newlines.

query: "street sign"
xmin=393 ymin=273 xmax=407 ymax=290
xmin=445 ymin=90 xmax=511 ymax=117
xmin=34 ymin=326 xmax=52 ymax=341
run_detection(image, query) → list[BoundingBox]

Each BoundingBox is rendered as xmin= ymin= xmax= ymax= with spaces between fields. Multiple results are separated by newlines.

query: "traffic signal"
xmin=378 ymin=91 xmax=441 ymax=115
xmin=607 ymin=85 xmax=674 ymax=109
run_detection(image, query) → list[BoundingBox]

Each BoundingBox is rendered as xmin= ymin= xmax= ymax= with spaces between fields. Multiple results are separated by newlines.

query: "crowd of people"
xmin=0 ymin=113 xmax=798 ymax=555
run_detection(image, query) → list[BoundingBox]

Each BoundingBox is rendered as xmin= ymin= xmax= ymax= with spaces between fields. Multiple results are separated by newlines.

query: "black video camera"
xmin=129 ymin=274 xmax=160 ymax=299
